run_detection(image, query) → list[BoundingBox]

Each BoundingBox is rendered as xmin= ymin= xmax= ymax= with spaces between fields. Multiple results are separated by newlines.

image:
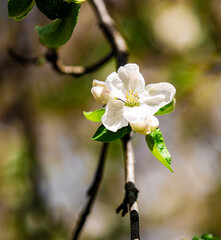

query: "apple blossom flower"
xmin=91 ymin=63 xmax=176 ymax=135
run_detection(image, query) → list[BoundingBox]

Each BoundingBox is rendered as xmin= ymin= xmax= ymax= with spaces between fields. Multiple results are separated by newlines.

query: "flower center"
xmin=125 ymin=90 xmax=140 ymax=107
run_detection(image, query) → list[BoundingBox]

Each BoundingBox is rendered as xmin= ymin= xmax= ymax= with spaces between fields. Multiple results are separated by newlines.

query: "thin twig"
xmin=45 ymin=48 xmax=114 ymax=76
xmin=71 ymin=143 xmax=109 ymax=240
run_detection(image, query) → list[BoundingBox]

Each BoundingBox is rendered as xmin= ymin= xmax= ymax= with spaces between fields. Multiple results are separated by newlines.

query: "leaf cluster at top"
xmin=8 ymin=0 xmax=83 ymax=47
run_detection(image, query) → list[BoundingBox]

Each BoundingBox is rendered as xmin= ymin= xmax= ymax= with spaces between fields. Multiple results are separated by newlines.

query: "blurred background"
xmin=0 ymin=0 xmax=221 ymax=239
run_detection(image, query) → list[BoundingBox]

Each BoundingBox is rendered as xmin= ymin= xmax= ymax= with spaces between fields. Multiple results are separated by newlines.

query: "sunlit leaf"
xmin=145 ymin=128 xmax=173 ymax=172
xmin=83 ymin=109 xmax=105 ymax=122
xmin=155 ymin=98 xmax=176 ymax=116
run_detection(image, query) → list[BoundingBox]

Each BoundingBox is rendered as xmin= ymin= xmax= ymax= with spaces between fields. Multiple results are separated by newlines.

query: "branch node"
xmin=116 ymin=182 xmax=139 ymax=217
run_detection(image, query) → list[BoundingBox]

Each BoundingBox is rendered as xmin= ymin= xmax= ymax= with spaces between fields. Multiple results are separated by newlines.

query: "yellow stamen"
xmin=125 ymin=90 xmax=140 ymax=107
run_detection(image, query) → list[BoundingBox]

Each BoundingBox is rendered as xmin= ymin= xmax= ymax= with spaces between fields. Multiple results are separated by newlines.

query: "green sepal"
xmin=145 ymin=128 xmax=173 ymax=172
xmin=36 ymin=2 xmax=81 ymax=48
xmin=83 ymin=109 xmax=105 ymax=122
xmin=92 ymin=125 xmax=131 ymax=142
xmin=155 ymin=98 xmax=176 ymax=116
xmin=8 ymin=0 xmax=35 ymax=21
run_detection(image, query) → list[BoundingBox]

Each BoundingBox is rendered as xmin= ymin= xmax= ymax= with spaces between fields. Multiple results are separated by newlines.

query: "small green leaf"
xmin=192 ymin=236 xmax=201 ymax=240
xmin=145 ymin=128 xmax=173 ymax=172
xmin=8 ymin=0 xmax=35 ymax=21
xmin=202 ymin=234 xmax=221 ymax=240
xmin=83 ymin=109 xmax=105 ymax=122
xmin=202 ymin=234 xmax=213 ymax=240
xmin=155 ymin=98 xmax=176 ymax=116
xmin=92 ymin=125 xmax=131 ymax=142
xmin=36 ymin=2 xmax=81 ymax=48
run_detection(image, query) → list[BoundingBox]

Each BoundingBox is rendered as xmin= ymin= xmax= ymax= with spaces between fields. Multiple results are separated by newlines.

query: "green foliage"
xmin=155 ymin=98 xmax=176 ymax=116
xmin=36 ymin=2 xmax=81 ymax=48
xmin=8 ymin=0 xmax=35 ymax=21
xmin=35 ymin=0 xmax=70 ymax=20
xmin=83 ymin=109 xmax=105 ymax=122
xmin=66 ymin=0 xmax=86 ymax=3
xmin=92 ymin=125 xmax=131 ymax=143
xmin=145 ymin=128 xmax=173 ymax=172
xmin=192 ymin=234 xmax=221 ymax=240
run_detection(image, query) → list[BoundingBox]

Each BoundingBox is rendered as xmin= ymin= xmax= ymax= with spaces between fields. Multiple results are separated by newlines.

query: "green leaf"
xmin=201 ymin=234 xmax=221 ymax=240
xmin=202 ymin=234 xmax=213 ymax=240
xmin=36 ymin=2 xmax=81 ymax=48
xmin=8 ymin=0 xmax=35 ymax=21
xmin=145 ymin=128 xmax=173 ymax=172
xmin=92 ymin=125 xmax=131 ymax=142
xmin=35 ymin=0 xmax=70 ymax=20
xmin=83 ymin=109 xmax=105 ymax=122
xmin=192 ymin=237 xmax=201 ymax=240
xmin=155 ymin=98 xmax=176 ymax=116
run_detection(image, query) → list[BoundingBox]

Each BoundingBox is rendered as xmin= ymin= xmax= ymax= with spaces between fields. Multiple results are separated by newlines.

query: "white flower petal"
xmin=140 ymin=82 xmax=176 ymax=113
xmin=91 ymin=80 xmax=115 ymax=104
xmin=101 ymin=100 xmax=128 ymax=132
xmin=105 ymin=72 xmax=127 ymax=100
xmin=92 ymin=79 xmax=105 ymax=87
xmin=123 ymin=105 xmax=153 ymax=123
xmin=117 ymin=63 xmax=145 ymax=93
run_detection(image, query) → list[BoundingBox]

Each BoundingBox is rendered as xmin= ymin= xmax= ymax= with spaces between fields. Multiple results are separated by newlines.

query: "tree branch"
xmin=8 ymin=48 xmax=39 ymax=65
xmin=89 ymin=1 xmax=140 ymax=238
xmin=71 ymin=1 xmax=132 ymax=240
xmin=71 ymin=143 xmax=109 ymax=240
xmin=89 ymin=0 xmax=129 ymax=67
xmin=45 ymin=48 xmax=114 ymax=76
xmin=8 ymin=48 xmax=114 ymax=77
xmin=117 ymin=133 xmax=140 ymax=240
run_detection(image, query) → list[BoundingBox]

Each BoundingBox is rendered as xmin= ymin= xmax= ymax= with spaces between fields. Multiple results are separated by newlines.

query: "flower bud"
xmin=130 ymin=116 xmax=159 ymax=135
xmin=149 ymin=116 xmax=159 ymax=132
xmin=91 ymin=80 xmax=115 ymax=104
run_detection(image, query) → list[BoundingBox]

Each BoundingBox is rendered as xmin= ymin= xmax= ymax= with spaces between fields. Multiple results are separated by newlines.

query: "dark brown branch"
xmin=71 ymin=143 xmax=109 ymax=240
xmin=89 ymin=0 xmax=129 ymax=67
xmin=45 ymin=48 xmax=114 ymax=76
